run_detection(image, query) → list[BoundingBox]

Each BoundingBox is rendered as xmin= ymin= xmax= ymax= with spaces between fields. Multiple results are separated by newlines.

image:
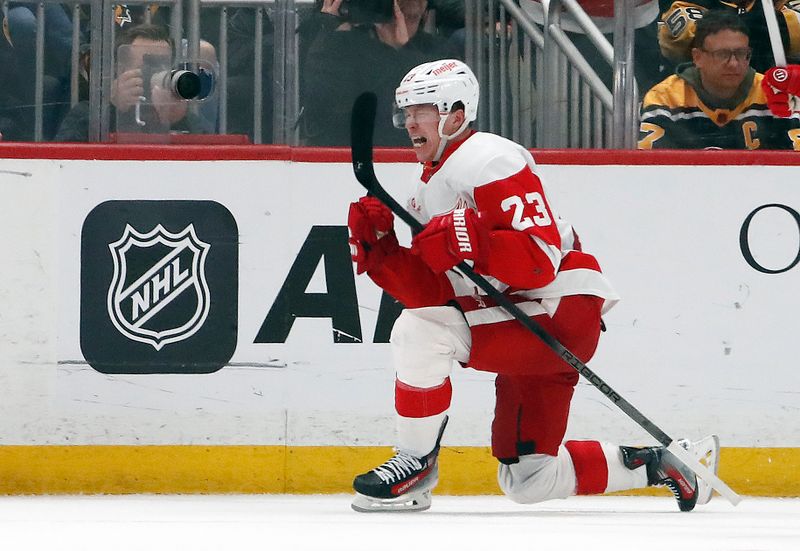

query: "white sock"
xmin=602 ymin=442 xmax=648 ymax=492
xmin=396 ymin=412 xmax=447 ymax=457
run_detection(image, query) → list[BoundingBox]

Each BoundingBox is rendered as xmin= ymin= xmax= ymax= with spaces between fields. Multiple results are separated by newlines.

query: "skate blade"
xmin=681 ymin=435 xmax=720 ymax=505
xmin=351 ymin=490 xmax=432 ymax=513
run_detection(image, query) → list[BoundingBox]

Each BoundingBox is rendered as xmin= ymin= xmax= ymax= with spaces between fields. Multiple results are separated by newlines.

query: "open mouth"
xmin=412 ymin=136 xmax=427 ymax=147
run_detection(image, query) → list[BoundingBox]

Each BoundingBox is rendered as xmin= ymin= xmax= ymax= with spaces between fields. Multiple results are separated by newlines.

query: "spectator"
xmin=4 ymin=3 xmax=78 ymax=139
xmin=124 ymin=6 xmax=223 ymax=135
xmin=658 ymin=0 xmax=800 ymax=73
xmin=427 ymin=0 xmax=465 ymax=53
xmin=300 ymin=0 xmax=459 ymax=146
xmin=427 ymin=0 xmax=463 ymax=36
xmin=55 ymin=24 xmax=214 ymax=141
xmin=298 ymin=0 xmax=349 ymax=55
xmin=638 ymin=10 xmax=800 ymax=150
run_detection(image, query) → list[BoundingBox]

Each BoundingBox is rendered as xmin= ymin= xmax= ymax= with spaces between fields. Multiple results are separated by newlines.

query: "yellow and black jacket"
xmin=659 ymin=0 xmax=800 ymax=72
xmin=638 ymin=62 xmax=800 ymax=149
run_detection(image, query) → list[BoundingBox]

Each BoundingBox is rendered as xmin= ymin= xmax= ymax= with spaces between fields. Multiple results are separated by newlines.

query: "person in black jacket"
xmin=300 ymin=0 xmax=459 ymax=146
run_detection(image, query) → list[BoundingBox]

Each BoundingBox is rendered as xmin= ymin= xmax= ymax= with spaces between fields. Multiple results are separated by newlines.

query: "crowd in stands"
xmin=1 ymin=0 xmax=800 ymax=149
xmin=640 ymin=8 xmax=800 ymax=149
xmin=639 ymin=0 xmax=800 ymax=149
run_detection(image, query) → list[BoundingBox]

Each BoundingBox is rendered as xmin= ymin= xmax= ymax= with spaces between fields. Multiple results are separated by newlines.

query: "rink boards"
xmin=0 ymin=145 xmax=798 ymax=495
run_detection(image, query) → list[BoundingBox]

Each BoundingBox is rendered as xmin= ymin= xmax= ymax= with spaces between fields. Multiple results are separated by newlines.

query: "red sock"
xmin=565 ymin=440 xmax=609 ymax=495
xmin=395 ymin=378 xmax=452 ymax=418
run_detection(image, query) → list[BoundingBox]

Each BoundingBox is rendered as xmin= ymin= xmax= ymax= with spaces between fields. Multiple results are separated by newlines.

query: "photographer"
xmin=300 ymin=0 xmax=459 ymax=146
xmin=55 ymin=24 xmax=215 ymax=142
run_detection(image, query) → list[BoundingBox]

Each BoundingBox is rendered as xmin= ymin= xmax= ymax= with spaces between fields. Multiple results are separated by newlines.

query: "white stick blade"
xmin=666 ymin=441 xmax=742 ymax=506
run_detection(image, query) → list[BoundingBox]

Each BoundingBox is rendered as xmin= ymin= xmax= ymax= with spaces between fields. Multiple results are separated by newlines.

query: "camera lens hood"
xmin=170 ymin=70 xmax=202 ymax=100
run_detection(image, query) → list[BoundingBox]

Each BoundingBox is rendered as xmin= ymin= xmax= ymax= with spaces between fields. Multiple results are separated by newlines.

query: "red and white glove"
xmin=411 ymin=208 xmax=488 ymax=273
xmin=763 ymin=65 xmax=800 ymax=118
xmin=347 ymin=196 xmax=398 ymax=274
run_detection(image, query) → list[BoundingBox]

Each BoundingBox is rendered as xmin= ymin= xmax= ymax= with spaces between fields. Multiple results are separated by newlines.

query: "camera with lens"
xmin=141 ymin=54 xmax=216 ymax=102
xmin=338 ymin=0 xmax=394 ymax=24
xmin=115 ymin=44 xmax=220 ymax=138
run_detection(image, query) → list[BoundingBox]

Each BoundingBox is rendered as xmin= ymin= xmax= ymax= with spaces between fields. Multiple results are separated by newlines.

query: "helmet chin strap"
xmin=432 ymin=114 xmax=471 ymax=162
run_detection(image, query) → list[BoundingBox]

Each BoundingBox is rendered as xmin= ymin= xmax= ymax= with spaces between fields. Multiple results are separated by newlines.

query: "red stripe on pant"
xmin=395 ymin=378 xmax=452 ymax=418
xmin=565 ymin=440 xmax=609 ymax=495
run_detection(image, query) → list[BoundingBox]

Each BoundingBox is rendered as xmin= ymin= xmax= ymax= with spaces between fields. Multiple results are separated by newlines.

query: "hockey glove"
xmin=348 ymin=196 xmax=398 ymax=274
xmin=763 ymin=66 xmax=800 ymax=118
xmin=411 ymin=208 xmax=488 ymax=273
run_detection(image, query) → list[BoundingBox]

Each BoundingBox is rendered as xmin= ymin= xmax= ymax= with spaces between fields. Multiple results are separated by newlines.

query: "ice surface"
xmin=0 ymin=494 xmax=797 ymax=550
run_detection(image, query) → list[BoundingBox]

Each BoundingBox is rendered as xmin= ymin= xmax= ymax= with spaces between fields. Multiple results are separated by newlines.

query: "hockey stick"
xmin=350 ymin=92 xmax=742 ymax=506
xmin=761 ymin=0 xmax=787 ymax=66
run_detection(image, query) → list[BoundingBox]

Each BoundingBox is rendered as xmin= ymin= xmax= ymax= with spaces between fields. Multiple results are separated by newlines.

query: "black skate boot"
xmin=621 ymin=442 xmax=699 ymax=512
xmin=351 ymin=416 xmax=448 ymax=513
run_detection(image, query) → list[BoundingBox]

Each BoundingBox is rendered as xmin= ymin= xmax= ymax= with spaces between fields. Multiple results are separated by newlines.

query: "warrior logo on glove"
xmin=452 ymin=209 xmax=474 ymax=253
xmin=411 ymin=208 xmax=488 ymax=274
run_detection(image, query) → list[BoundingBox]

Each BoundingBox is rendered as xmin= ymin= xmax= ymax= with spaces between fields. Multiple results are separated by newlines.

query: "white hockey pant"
xmin=498 ymin=443 xmax=648 ymax=503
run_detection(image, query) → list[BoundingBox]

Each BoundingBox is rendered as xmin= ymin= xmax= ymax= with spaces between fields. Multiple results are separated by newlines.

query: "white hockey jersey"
xmin=367 ymin=131 xmax=618 ymax=325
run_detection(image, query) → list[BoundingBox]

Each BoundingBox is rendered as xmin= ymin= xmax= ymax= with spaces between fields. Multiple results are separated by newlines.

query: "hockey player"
xmin=347 ymin=58 xmax=720 ymax=513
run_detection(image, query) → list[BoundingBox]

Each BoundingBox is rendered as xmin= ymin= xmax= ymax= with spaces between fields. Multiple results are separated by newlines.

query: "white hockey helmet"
xmin=395 ymin=59 xmax=479 ymax=124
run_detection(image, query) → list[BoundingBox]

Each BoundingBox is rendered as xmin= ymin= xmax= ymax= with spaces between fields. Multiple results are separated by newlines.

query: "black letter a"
xmin=255 ymin=226 xmax=361 ymax=343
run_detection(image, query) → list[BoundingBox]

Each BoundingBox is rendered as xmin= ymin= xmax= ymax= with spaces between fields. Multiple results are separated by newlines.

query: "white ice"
xmin=0 ymin=494 xmax=797 ymax=550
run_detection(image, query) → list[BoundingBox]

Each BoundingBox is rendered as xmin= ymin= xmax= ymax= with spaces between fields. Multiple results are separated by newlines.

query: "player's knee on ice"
xmin=497 ymin=448 xmax=578 ymax=504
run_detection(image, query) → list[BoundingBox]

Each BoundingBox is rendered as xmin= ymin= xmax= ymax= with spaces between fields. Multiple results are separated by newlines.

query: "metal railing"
xmin=1 ymin=0 xmax=641 ymax=148
xmin=466 ymin=0 xmax=640 ymax=149
xmin=466 ymin=0 xmax=543 ymax=147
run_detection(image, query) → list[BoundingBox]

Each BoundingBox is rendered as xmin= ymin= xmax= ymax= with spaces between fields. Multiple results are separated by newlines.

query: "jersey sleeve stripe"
xmin=512 ymin=268 xmax=620 ymax=311
xmin=463 ymin=299 xmax=549 ymax=327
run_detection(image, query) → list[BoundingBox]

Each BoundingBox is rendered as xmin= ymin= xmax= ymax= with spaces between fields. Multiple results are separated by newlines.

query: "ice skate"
xmin=351 ymin=417 xmax=448 ymax=513
xmin=620 ymin=441 xmax=699 ymax=512
xmin=679 ymin=435 xmax=720 ymax=505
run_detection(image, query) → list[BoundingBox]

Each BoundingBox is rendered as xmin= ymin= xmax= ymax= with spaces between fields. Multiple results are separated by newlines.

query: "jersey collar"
xmin=421 ymin=130 xmax=477 ymax=183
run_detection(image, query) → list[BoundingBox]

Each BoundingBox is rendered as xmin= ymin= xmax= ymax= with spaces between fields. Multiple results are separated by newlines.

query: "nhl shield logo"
xmin=107 ymin=224 xmax=211 ymax=351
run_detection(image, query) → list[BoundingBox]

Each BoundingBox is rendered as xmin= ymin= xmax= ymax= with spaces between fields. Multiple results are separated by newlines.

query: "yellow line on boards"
xmin=0 ymin=446 xmax=796 ymax=496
